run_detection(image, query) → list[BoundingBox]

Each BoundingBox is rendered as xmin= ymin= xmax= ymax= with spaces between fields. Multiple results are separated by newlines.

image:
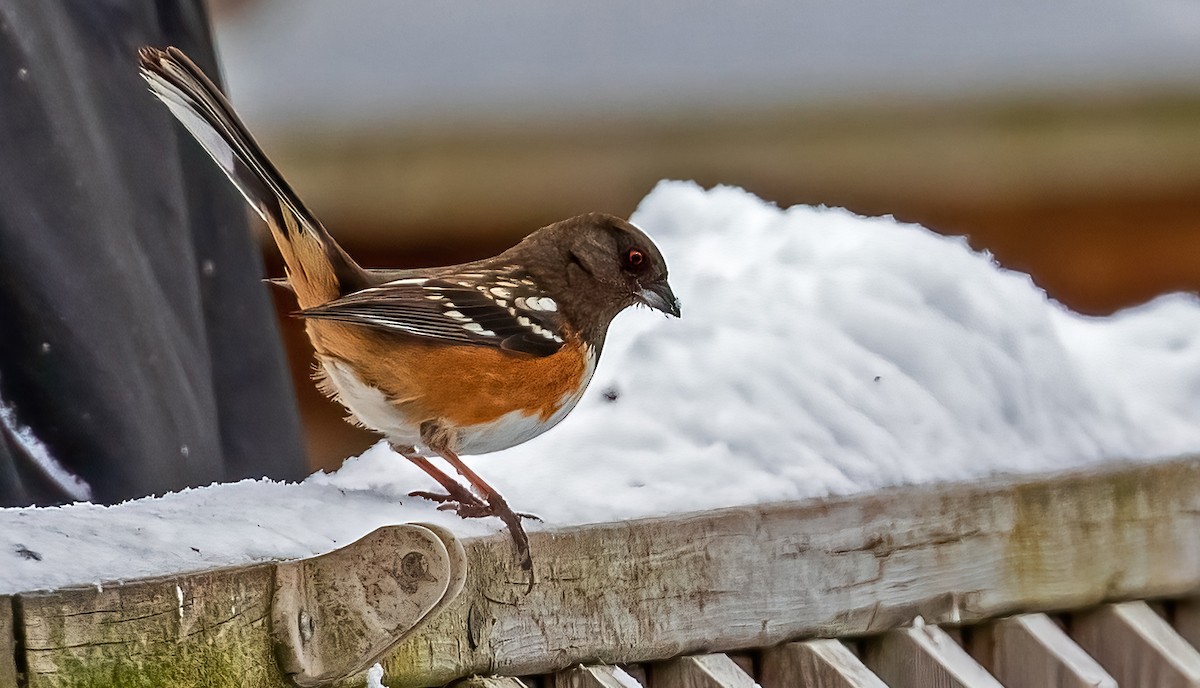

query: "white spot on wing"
xmin=444 ymin=310 xmax=468 ymax=321
xmin=462 ymin=322 xmax=496 ymax=336
xmin=523 ymin=295 xmax=559 ymax=312
xmin=513 ymin=312 xmax=564 ymax=342
xmin=359 ymin=315 xmax=417 ymax=333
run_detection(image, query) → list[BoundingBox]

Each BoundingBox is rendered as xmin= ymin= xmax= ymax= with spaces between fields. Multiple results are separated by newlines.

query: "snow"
xmin=4 ymin=181 xmax=1200 ymax=594
xmin=366 ymin=663 xmax=389 ymax=688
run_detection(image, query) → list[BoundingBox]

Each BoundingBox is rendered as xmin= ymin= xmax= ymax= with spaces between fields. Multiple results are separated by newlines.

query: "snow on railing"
xmin=3 ymin=455 xmax=1198 ymax=687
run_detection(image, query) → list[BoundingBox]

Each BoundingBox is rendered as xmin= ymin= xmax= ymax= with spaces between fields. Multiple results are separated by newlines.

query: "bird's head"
xmin=521 ymin=212 xmax=680 ymax=342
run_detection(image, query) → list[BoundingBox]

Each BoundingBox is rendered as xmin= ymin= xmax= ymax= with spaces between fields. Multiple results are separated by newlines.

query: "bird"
xmin=137 ymin=46 xmax=680 ymax=572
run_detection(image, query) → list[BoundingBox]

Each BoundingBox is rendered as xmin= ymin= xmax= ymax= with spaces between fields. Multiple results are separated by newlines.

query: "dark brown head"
xmin=512 ymin=212 xmax=679 ymax=343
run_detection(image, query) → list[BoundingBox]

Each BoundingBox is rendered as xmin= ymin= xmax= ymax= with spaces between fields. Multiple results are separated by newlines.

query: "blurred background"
xmin=208 ymin=0 xmax=1200 ymax=470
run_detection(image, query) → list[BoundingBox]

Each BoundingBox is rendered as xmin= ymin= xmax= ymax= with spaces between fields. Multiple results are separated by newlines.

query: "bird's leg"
xmin=433 ymin=444 xmax=534 ymax=573
xmin=391 ymin=443 xmax=490 ymax=517
xmin=417 ymin=424 xmax=534 ymax=574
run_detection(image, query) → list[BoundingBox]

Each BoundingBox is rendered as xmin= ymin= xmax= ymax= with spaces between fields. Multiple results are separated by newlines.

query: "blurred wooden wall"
xmin=256 ymin=94 xmax=1200 ymax=469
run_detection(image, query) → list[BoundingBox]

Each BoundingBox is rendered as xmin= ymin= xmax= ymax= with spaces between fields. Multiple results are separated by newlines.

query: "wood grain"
xmin=555 ymin=664 xmax=642 ymax=688
xmin=381 ymin=457 xmax=1200 ymax=686
xmin=864 ymin=625 xmax=1002 ymax=688
xmin=20 ymin=562 xmax=282 ymax=688
xmin=455 ymin=677 xmax=529 ymax=688
xmin=761 ymin=640 xmax=886 ymax=688
xmin=725 ymin=653 xmax=755 ymax=682
xmin=17 ymin=524 xmax=463 ymax=688
xmin=968 ymin=613 xmax=1114 ymax=688
xmin=1072 ymin=601 xmax=1200 ymax=688
xmin=653 ymin=654 xmax=756 ymax=688
xmin=274 ymin=523 xmax=463 ymax=687
xmin=8 ymin=457 xmax=1200 ymax=687
xmin=1 ymin=595 xmax=17 ymax=688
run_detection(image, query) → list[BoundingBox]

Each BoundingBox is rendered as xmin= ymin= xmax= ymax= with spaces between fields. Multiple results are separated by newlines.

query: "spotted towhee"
xmin=138 ymin=47 xmax=679 ymax=571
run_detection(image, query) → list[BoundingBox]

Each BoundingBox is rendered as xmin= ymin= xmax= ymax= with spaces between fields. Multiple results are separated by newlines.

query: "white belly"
xmin=455 ymin=376 xmax=590 ymax=454
xmin=318 ymin=348 xmax=597 ymax=456
xmin=319 ymin=358 xmax=424 ymax=448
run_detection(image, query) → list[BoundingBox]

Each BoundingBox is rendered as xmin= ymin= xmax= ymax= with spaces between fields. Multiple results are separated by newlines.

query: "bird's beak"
xmin=637 ymin=280 xmax=681 ymax=317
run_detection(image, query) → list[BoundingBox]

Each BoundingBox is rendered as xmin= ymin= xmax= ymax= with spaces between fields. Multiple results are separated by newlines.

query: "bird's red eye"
xmin=624 ymin=248 xmax=646 ymax=269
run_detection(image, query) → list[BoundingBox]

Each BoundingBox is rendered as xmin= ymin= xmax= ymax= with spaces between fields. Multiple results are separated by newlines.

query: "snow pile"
xmin=5 ymin=180 xmax=1200 ymax=594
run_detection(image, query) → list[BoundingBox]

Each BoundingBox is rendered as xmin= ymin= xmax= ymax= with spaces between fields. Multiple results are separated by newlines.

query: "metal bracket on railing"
xmin=272 ymin=523 xmax=467 ymax=687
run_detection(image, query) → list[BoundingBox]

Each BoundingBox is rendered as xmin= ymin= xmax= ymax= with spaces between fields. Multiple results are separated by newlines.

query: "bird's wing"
xmin=299 ymin=270 xmax=568 ymax=356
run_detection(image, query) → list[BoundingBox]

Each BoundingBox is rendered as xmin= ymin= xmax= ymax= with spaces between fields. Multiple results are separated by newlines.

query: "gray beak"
xmin=638 ymin=280 xmax=682 ymax=318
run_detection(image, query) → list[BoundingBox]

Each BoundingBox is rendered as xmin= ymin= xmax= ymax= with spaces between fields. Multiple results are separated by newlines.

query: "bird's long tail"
xmin=137 ymin=46 xmax=366 ymax=308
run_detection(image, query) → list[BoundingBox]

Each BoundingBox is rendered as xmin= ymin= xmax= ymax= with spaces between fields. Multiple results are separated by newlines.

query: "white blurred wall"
xmin=214 ymin=0 xmax=1200 ymax=132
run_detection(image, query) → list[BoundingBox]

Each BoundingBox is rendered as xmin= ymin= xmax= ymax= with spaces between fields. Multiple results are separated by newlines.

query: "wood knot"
xmin=402 ymin=551 xmax=429 ymax=579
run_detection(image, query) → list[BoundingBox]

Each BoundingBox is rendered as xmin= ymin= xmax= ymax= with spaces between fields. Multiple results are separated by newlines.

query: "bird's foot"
xmin=408 ymin=490 xmax=540 ymax=521
xmin=408 ymin=489 xmax=486 ymax=513
xmin=488 ymin=492 xmax=534 ymax=577
xmin=409 ymin=489 xmax=534 ymax=575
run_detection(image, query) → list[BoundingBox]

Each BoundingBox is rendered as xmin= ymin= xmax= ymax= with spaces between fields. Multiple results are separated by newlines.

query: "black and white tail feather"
xmin=137 ymin=46 xmax=366 ymax=308
xmin=139 ymin=46 xmax=571 ymax=357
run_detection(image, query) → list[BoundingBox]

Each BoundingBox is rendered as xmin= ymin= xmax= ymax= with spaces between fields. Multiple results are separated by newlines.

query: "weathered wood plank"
xmin=761 ymin=639 xmax=886 ymax=688
xmin=1072 ymin=601 xmax=1200 ymax=687
xmin=382 ymin=457 xmax=1200 ymax=686
xmin=864 ymin=625 xmax=1002 ymax=688
xmin=967 ymin=613 xmax=1114 ymax=688
xmin=454 ymin=677 xmax=528 ymax=688
xmin=20 ymin=562 xmax=282 ymax=688
xmin=653 ymin=654 xmax=757 ymax=688
xmin=555 ymin=664 xmax=642 ymax=688
xmin=17 ymin=524 xmax=463 ymax=688
xmin=726 ymin=653 xmax=755 ymax=681
xmin=1 ymin=595 xmax=18 ymax=688
xmin=10 ymin=457 xmax=1200 ymax=687
xmin=274 ymin=523 xmax=463 ymax=687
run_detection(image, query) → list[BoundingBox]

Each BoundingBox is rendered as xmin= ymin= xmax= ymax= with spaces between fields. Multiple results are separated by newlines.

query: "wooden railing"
xmin=4 ymin=456 xmax=1199 ymax=687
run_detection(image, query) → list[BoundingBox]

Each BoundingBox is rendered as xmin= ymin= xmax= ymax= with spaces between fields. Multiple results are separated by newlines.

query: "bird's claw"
xmin=435 ymin=500 xmax=494 ymax=519
xmin=409 ymin=489 xmax=534 ymax=576
xmin=408 ymin=488 xmax=483 ymax=508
